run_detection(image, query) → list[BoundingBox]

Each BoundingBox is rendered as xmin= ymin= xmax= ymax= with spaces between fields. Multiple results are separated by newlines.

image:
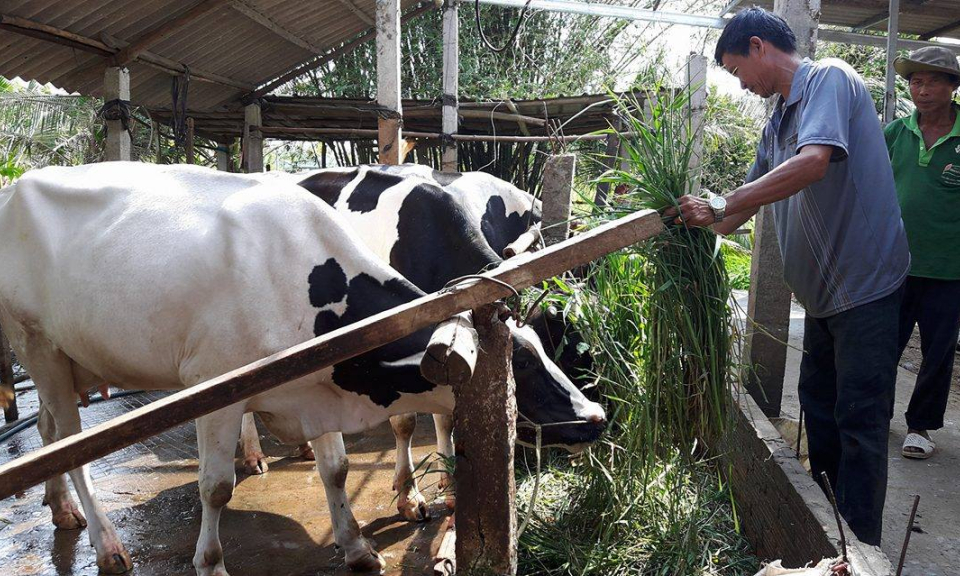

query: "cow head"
xmin=509 ymin=320 xmax=605 ymax=450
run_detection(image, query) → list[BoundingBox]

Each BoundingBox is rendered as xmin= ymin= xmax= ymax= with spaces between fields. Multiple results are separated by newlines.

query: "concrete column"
xmin=243 ymin=103 xmax=263 ymax=173
xmin=440 ymin=0 xmax=459 ymax=172
xmin=376 ymin=0 xmax=402 ymax=165
xmin=743 ymin=0 xmax=820 ymax=417
xmin=541 ymin=154 xmax=576 ymax=246
xmin=884 ymin=0 xmax=901 ymax=124
xmin=686 ymin=53 xmax=708 ymax=192
xmin=216 ymin=139 xmax=230 ymax=172
xmin=103 ymin=67 xmax=131 ymax=161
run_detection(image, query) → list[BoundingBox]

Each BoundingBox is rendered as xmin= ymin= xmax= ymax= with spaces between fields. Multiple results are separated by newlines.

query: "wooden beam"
xmin=110 ymin=0 xmax=234 ymax=67
xmin=920 ymin=16 xmax=960 ymax=40
xmin=231 ymin=0 xmax=325 ymax=54
xmin=0 ymin=208 xmax=664 ymax=500
xmin=376 ymin=0 xmax=402 ymax=165
xmin=335 ymin=0 xmax=376 ymax=26
xmin=259 ymin=126 xmax=635 ymax=142
xmin=853 ymin=11 xmax=890 ymax=30
xmin=441 ymin=0 xmax=459 ymax=172
xmin=242 ymin=2 xmax=434 ymax=103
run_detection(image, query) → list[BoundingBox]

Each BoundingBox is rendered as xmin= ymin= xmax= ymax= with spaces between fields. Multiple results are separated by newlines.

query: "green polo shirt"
xmin=884 ymin=104 xmax=960 ymax=280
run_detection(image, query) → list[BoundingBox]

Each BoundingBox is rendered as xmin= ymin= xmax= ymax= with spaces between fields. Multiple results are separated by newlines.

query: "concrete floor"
xmin=0 ymin=392 xmax=448 ymax=576
xmin=759 ymin=295 xmax=960 ymax=576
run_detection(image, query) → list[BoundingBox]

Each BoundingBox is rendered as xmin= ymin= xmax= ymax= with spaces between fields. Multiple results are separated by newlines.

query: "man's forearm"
xmin=725 ymin=145 xmax=832 ymax=218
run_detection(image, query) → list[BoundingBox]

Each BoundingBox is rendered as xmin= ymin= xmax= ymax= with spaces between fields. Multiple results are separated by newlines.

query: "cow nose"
xmin=582 ymin=404 xmax=606 ymax=425
xmin=587 ymin=412 xmax=605 ymax=424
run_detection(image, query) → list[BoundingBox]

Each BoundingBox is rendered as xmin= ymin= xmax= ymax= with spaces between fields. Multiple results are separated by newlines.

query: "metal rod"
xmin=820 ymin=471 xmax=848 ymax=563
xmin=896 ymin=495 xmax=921 ymax=576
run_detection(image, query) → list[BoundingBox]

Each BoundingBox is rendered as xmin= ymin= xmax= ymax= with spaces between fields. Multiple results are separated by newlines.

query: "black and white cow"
xmin=288 ymin=164 xmax=600 ymax=518
xmin=0 ymin=163 xmax=602 ymax=575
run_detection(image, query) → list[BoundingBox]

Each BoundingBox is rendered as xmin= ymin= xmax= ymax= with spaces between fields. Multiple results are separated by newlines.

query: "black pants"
xmin=798 ymin=285 xmax=903 ymax=546
xmin=897 ymin=275 xmax=960 ymax=431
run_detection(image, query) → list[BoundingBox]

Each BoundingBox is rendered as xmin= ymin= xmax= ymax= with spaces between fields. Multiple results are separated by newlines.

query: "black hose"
xmin=0 ymin=390 xmax=144 ymax=444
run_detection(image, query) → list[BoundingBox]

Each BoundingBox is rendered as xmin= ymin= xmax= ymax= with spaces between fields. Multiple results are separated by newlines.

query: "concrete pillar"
xmin=375 ymin=0 xmax=402 ymax=165
xmin=541 ymin=154 xmax=576 ymax=246
xmin=884 ymin=0 xmax=901 ymax=124
xmin=243 ymin=103 xmax=263 ymax=173
xmin=216 ymin=139 xmax=230 ymax=172
xmin=185 ymin=117 xmax=195 ymax=164
xmin=440 ymin=0 xmax=459 ymax=172
xmin=103 ymin=67 xmax=131 ymax=161
xmin=743 ymin=0 xmax=820 ymax=417
xmin=686 ymin=53 xmax=708 ymax=192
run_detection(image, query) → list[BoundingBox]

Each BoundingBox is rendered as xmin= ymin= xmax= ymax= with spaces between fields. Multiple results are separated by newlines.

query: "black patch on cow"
xmin=347 ymin=170 xmax=404 ymax=213
xmin=297 ymin=169 xmax=359 ymax=206
xmin=307 ymin=258 xmax=348 ymax=308
xmin=480 ymin=196 xmax=534 ymax=257
xmin=308 ymin=266 xmax=436 ymax=407
xmin=430 ymin=169 xmax=462 ymax=186
xmin=390 ymin=182 xmax=502 ymax=293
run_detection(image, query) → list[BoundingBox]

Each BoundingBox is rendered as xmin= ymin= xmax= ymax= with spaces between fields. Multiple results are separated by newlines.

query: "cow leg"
xmin=29 ymin=353 xmax=131 ymax=574
xmin=389 ymin=414 xmax=429 ymax=522
xmin=310 ymin=432 xmax=385 ymax=573
xmin=237 ymin=412 xmax=268 ymax=475
xmin=433 ymin=413 xmax=456 ymax=511
xmin=193 ymin=408 xmax=244 ymax=576
xmin=37 ymin=403 xmax=87 ymax=530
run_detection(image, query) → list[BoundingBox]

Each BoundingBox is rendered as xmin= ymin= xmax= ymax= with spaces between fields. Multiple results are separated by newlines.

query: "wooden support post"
xmin=216 ymin=139 xmax=230 ymax=172
xmin=103 ymin=66 xmax=130 ymax=161
xmin=185 ymin=117 xmax=195 ymax=164
xmin=884 ymin=0 xmax=901 ymax=124
xmin=376 ymin=0 xmax=402 ymax=165
xmin=243 ymin=103 xmax=263 ymax=173
xmin=421 ymin=312 xmax=478 ymax=386
xmin=742 ymin=0 xmax=820 ymax=418
xmin=441 ymin=0 xmax=459 ymax=172
xmin=541 ymin=154 xmax=576 ymax=246
xmin=454 ymin=303 xmax=517 ymax=576
xmin=686 ymin=53 xmax=708 ymax=192
xmin=0 ymin=324 xmax=17 ymax=423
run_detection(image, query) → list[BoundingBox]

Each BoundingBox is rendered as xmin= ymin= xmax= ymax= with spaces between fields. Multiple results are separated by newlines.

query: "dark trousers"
xmin=798 ymin=285 xmax=903 ymax=546
xmin=897 ymin=275 xmax=960 ymax=431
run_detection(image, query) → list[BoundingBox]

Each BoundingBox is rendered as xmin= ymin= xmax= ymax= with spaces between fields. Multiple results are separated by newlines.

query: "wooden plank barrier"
xmin=0 ymin=208 xmax=664 ymax=500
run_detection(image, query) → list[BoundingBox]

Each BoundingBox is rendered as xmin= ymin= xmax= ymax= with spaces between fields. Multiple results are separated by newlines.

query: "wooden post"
xmin=216 ymin=139 xmax=230 ymax=172
xmin=185 ymin=117 xmax=195 ymax=164
xmin=376 ymin=0 xmax=402 ymax=165
xmin=686 ymin=53 xmax=708 ymax=192
xmin=883 ymin=0 xmax=901 ymax=124
xmin=594 ymin=117 xmax=621 ymax=209
xmin=541 ymin=154 xmax=576 ymax=246
xmin=742 ymin=0 xmax=820 ymax=418
xmin=441 ymin=0 xmax=459 ymax=172
xmin=0 ymin=324 xmax=17 ymax=423
xmin=454 ymin=303 xmax=517 ymax=576
xmin=103 ymin=66 xmax=130 ymax=161
xmin=243 ymin=102 xmax=263 ymax=172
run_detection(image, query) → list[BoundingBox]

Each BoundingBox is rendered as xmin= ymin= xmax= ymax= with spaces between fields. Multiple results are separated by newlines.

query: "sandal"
xmin=902 ymin=432 xmax=935 ymax=459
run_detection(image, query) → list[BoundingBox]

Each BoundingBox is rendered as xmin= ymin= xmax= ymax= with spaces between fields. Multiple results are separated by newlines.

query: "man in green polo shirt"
xmin=885 ymin=46 xmax=960 ymax=460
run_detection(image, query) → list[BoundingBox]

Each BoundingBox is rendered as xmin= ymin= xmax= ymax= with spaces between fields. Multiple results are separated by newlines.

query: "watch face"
xmin=709 ymin=196 xmax=727 ymax=210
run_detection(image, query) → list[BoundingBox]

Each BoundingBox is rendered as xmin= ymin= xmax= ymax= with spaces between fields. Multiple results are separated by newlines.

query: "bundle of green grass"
xmin=515 ymin=90 xmax=757 ymax=576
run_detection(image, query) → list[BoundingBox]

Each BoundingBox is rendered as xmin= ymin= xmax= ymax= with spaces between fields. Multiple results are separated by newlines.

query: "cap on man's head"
xmin=894 ymin=46 xmax=960 ymax=82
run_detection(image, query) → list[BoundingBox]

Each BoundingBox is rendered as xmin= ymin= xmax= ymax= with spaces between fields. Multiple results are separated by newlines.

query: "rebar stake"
xmin=820 ymin=471 xmax=848 ymax=563
xmin=895 ymin=495 xmax=921 ymax=576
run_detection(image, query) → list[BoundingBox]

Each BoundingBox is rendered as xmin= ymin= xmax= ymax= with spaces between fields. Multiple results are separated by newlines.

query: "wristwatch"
xmin=708 ymin=195 xmax=727 ymax=223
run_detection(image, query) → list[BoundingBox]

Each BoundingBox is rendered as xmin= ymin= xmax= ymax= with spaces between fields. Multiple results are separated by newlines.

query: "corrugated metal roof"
xmin=0 ymin=0 xmax=427 ymax=111
xmin=746 ymin=0 xmax=960 ymax=40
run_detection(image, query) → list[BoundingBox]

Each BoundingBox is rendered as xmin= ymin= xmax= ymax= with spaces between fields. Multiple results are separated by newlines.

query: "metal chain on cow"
xmin=474 ymin=0 xmax=534 ymax=53
xmin=97 ymin=98 xmax=132 ymax=134
xmin=170 ymin=66 xmax=191 ymax=148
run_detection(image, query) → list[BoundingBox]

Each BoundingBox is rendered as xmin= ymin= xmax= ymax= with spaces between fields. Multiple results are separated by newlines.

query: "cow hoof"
xmin=97 ymin=549 xmax=133 ymax=574
xmin=346 ymin=548 xmax=386 ymax=573
xmin=298 ymin=443 xmax=315 ymax=461
xmin=240 ymin=454 xmax=268 ymax=475
xmin=50 ymin=501 xmax=87 ymax=530
xmin=398 ymin=495 xmax=430 ymax=523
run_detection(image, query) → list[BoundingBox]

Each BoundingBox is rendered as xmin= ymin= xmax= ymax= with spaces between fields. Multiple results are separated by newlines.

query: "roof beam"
xmin=920 ymin=17 xmax=960 ymax=40
xmin=719 ymin=0 xmax=744 ymax=17
xmin=853 ymin=11 xmax=890 ymax=30
xmin=110 ymin=0 xmax=235 ymax=67
xmin=334 ymin=0 xmax=376 ymax=26
xmin=231 ymin=0 xmax=325 ymax=54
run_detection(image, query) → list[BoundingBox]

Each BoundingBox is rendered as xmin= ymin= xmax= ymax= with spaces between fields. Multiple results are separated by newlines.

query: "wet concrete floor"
xmin=0 ymin=391 xmax=449 ymax=575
